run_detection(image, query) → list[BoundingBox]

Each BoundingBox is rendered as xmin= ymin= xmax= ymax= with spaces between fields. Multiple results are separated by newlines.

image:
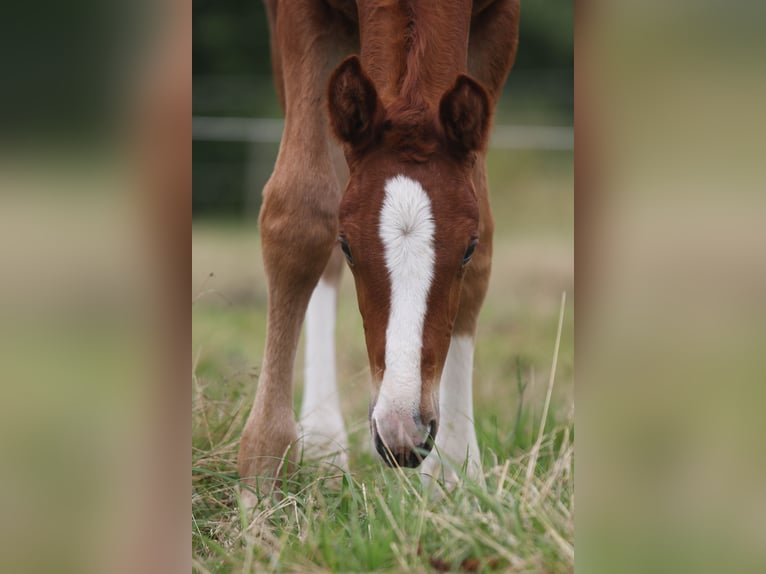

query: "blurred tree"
xmin=193 ymin=0 xmax=271 ymax=76
xmin=514 ymin=2 xmax=574 ymax=70
xmin=1 ymin=0 xmax=138 ymax=143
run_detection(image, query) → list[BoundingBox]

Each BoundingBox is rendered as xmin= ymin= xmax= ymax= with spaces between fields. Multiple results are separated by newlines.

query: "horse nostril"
xmin=426 ymin=419 xmax=437 ymax=442
xmin=372 ymin=417 xmax=437 ymax=468
xmin=401 ymin=423 xmax=436 ymax=468
xmin=403 ymin=450 xmax=421 ymax=468
xmin=374 ymin=430 xmax=396 ymax=467
xmin=373 ymin=419 xmax=394 ymax=467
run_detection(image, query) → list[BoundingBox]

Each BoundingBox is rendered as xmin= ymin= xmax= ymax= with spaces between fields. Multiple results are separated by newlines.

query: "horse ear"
xmin=327 ymin=56 xmax=381 ymax=148
xmin=439 ymin=75 xmax=491 ymax=155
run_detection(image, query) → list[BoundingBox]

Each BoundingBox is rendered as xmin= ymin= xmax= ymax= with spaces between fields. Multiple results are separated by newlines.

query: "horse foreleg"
xmin=421 ymin=334 xmax=484 ymax=489
xmin=298 ymin=248 xmax=349 ymax=470
xmin=237 ymin=169 xmax=339 ymax=500
xmin=237 ymin=0 xmax=355 ymax=503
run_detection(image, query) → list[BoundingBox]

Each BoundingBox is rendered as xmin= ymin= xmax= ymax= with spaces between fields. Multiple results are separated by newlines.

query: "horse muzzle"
xmin=371 ymin=412 xmax=437 ymax=468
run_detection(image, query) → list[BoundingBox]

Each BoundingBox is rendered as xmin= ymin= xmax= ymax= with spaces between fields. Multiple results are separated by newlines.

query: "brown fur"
xmin=239 ymin=0 xmax=520 ymax=494
xmin=440 ymin=75 xmax=492 ymax=155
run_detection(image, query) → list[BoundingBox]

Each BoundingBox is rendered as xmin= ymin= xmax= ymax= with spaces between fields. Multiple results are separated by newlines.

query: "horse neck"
xmin=357 ymin=0 xmax=472 ymax=108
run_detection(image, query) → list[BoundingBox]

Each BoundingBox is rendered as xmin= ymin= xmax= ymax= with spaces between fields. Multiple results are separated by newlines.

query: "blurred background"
xmin=1 ymin=1 xmax=190 ymax=572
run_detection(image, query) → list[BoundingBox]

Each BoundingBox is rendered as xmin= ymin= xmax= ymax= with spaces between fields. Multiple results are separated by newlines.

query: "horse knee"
xmin=259 ymin=178 xmax=339 ymax=289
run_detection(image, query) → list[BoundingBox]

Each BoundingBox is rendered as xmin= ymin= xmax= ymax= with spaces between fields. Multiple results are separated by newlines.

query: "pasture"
xmin=192 ymin=148 xmax=573 ymax=572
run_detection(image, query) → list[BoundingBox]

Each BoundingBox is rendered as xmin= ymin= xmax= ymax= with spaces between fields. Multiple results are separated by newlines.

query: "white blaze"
xmin=376 ymin=175 xmax=436 ymax=416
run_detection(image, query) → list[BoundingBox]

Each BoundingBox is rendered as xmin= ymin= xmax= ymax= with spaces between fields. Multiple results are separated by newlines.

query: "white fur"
xmin=375 ymin=175 xmax=436 ymax=418
xmin=299 ymin=278 xmax=348 ymax=468
xmin=422 ymin=335 xmax=483 ymax=486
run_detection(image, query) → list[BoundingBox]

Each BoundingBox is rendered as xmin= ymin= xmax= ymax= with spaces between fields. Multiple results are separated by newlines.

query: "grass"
xmin=193 ymin=296 xmax=572 ymax=573
xmin=192 ymin=150 xmax=573 ymax=572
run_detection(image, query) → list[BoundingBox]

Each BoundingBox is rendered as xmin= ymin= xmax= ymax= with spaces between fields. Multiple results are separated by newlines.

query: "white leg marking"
xmin=422 ymin=335 xmax=483 ymax=487
xmin=299 ymin=278 xmax=348 ymax=468
xmin=374 ymin=175 xmax=435 ymax=427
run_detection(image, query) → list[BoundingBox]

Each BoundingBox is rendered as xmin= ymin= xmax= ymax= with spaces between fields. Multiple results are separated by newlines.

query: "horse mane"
xmin=381 ymin=1 xmax=441 ymax=163
xmin=400 ymin=0 xmax=426 ymax=107
xmin=382 ymin=99 xmax=440 ymax=163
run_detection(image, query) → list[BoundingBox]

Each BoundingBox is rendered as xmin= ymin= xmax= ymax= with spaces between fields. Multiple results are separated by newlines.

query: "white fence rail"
xmin=192 ymin=116 xmax=573 ymax=151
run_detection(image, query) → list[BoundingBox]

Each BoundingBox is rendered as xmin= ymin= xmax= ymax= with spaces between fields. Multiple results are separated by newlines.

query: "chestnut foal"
xmin=238 ymin=0 xmax=519 ymax=499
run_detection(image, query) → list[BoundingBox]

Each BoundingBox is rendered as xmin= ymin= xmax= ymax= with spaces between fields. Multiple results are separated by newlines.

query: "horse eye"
xmin=462 ymin=239 xmax=478 ymax=266
xmin=339 ymin=237 xmax=354 ymax=265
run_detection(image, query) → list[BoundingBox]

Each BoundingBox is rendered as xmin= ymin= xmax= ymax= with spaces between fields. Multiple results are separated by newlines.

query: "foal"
xmin=238 ymin=0 xmax=519 ymax=497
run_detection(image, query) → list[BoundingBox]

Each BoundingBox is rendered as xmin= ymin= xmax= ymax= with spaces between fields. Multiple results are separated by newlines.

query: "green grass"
xmin=193 ymin=150 xmax=573 ymax=572
xmin=193 ymin=302 xmax=572 ymax=573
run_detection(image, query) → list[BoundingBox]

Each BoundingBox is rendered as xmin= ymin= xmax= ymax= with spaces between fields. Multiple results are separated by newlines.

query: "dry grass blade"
xmin=524 ymin=291 xmax=567 ymax=500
